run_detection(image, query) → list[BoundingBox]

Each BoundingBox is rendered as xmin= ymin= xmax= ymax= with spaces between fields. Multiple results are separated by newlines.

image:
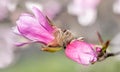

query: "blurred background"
xmin=1 ymin=0 xmax=120 ymax=72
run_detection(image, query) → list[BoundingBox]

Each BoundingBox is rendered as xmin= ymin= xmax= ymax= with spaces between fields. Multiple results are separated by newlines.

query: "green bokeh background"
xmin=0 ymin=45 xmax=120 ymax=72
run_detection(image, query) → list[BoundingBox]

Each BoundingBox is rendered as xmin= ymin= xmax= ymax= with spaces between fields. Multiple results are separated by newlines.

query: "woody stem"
xmin=105 ymin=51 xmax=120 ymax=58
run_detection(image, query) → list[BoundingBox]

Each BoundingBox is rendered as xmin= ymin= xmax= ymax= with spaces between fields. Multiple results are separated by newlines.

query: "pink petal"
xmin=16 ymin=14 xmax=54 ymax=44
xmin=15 ymin=42 xmax=30 ymax=47
xmin=15 ymin=41 xmax=38 ymax=47
xmin=32 ymin=7 xmax=54 ymax=33
xmin=12 ymin=26 xmax=21 ymax=35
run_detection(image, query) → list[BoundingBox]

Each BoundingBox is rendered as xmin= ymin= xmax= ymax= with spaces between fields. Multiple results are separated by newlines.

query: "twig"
xmin=105 ymin=51 xmax=120 ymax=58
xmin=97 ymin=32 xmax=104 ymax=45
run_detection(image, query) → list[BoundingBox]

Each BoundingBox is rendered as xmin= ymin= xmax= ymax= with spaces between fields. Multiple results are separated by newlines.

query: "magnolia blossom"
xmin=65 ymin=40 xmax=101 ymax=65
xmin=14 ymin=7 xmax=60 ymax=46
xmin=0 ymin=27 xmax=15 ymax=68
xmin=0 ymin=0 xmax=9 ymax=21
xmin=67 ymin=0 xmax=100 ymax=26
xmin=0 ymin=0 xmax=17 ymax=21
xmin=113 ymin=0 xmax=120 ymax=14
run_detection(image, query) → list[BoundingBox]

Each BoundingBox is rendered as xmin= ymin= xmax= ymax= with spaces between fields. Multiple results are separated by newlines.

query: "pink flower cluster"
xmin=14 ymin=7 xmax=103 ymax=65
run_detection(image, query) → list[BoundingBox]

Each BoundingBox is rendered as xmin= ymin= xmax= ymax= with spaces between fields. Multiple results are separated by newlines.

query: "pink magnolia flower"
xmin=0 ymin=0 xmax=18 ymax=21
xmin=0 ymin=0 xmax=9 ymax=21
xmin=0 ymin=26 xmax=16 ymax=68
xmin=68 ymin=0 xmax=100 ymax=15
xmin=113 ymin=0 xmax=120 ymax=14
xmin=14 ymin=7 xmax=59 ymax=46
xmin=65 ymin=40 xmax=101 ymax=65
xmin=67 ymin=0 xmax=100 ymax=26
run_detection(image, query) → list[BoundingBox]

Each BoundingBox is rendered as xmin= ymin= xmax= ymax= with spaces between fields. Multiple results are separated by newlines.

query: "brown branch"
xmin=105 ymin=51 xmax=120 ymax=58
